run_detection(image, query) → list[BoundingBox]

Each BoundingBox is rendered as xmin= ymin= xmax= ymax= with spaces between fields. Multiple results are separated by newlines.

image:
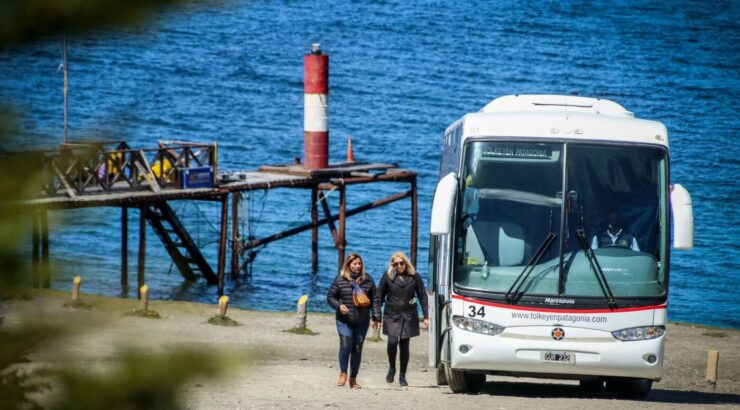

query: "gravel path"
xmin=3 ymin=291 xmax=739 ymax=409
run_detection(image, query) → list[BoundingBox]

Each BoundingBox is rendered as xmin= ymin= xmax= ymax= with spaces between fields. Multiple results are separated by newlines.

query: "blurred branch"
xmin=0 ymin=0 xmax=204 ymax=47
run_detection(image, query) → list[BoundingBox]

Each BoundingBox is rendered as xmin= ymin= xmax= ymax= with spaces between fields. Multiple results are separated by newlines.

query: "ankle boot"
xmin=386 ymin=368 xmax=396 ymax=383
xmin=349 ymin=377 xmax=361 ymax=389
xmin=399 ymin=374 xmax=408 ymax=387
xmin=337 ymin=372 xmax=348 ymax=386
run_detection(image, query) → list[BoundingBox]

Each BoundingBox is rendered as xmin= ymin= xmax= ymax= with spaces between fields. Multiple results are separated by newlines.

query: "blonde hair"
xmin=386 ymin=251 xmax=415 ymax=277
xmin=340 ymin=253 xmax=366 ymax=281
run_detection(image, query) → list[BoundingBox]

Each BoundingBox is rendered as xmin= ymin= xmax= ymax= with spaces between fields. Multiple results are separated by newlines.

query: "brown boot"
xmin=349 ymin=378 xmax=361 ymax=389
xmin=337 ymin=372 xmax=348 ymax=386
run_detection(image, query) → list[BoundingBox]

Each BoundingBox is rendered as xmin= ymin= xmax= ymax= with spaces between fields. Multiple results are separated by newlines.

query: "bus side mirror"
xmin=671 ymin=184 xmax=693 ymax=250
xmin=430 ymin=173 xmax=458 ymax=235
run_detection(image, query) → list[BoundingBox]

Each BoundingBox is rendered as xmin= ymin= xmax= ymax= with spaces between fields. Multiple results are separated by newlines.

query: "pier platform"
xmin=4 ymin=140 xmax=418 ymax=299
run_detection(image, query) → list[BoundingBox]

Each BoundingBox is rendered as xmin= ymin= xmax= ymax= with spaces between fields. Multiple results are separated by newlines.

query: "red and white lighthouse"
xmin=303 ymin=43 xmax=329 ymax=169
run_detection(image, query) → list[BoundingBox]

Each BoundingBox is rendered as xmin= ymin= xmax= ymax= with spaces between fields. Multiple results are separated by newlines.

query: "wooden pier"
xmin=7 ymin=140 xmax=418 ymax=298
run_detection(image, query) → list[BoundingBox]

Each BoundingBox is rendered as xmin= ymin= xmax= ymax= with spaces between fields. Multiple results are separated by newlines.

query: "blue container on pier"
xmin=179 ymin=166 xmax=215 ymax=189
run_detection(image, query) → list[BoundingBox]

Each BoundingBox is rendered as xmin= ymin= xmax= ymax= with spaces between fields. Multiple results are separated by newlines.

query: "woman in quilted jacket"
xmin=327 ymin=252 xmax=381 ymax=389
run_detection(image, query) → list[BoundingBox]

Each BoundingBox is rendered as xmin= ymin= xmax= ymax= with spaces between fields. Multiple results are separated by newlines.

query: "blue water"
xmin=1 ymin=1 xmax=738 ymax=328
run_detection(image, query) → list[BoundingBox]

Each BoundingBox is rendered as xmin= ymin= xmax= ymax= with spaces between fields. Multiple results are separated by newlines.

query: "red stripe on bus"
xmin=450 ymin=294 xmax=666 ymax=314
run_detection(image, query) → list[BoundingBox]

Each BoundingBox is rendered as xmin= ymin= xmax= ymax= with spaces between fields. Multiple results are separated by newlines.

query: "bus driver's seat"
xmin=465 ymin=221 xmax=526 ymax=267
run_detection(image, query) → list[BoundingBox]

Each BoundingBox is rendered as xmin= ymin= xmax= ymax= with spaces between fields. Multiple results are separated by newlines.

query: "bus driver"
xmin=591 ymin=211 xmax=640 ymax=251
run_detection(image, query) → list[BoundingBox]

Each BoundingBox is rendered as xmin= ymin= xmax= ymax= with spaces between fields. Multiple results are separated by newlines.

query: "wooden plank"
xmin=50 ymin=161 xmax=77 ymax=198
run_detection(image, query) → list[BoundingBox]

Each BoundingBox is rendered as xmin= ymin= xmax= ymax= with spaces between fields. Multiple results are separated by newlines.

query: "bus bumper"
xmin=450 ymin=326 xmax=665 ymax=380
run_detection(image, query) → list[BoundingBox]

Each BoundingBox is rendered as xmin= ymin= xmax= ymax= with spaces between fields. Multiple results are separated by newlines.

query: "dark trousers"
xmin=387 ymin=336 xmax=410 ymax=374
xmin=336 ymin=320 xmax=369 ymax=377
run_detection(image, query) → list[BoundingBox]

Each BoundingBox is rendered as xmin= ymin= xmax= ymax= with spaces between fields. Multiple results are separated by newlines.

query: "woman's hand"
xmin=371 ymin=320 xmax=380 ymax=329
xmin=423 ymin=319 xmax=430 ymax=329
xmin=339 ymin=304 xmax=349 ymax=315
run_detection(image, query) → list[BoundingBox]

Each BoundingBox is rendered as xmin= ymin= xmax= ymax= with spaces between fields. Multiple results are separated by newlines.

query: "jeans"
xmin=336 ymin=320 xmax=370 ymax=377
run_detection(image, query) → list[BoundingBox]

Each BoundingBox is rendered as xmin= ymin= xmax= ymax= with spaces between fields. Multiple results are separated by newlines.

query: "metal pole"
xmin=137 ymin=205 xmax=146 ymax=299
xmin=62 ymin=34 xmax=68 ymax=144
xmin=217 ymin=195 xmax=228 ymax=297
xmin=121 ymin=206 xmax=128 ymax=290
xmin=319 ymin=190 xmax=340 ymax=246
xmin=32 ymin=214 xmax=40 ymax=288
xmin=311 ymin=187 xmax=318 ymax=272
xmin=230 ymin=192 xmax=239 ymax=279
xmin=41 ymin=210 xmax=50 ymax=288
xmin=337 ymin=185 xmax=346 ymax=271
xmin=411 ymin=177 xmax=418 ymax=267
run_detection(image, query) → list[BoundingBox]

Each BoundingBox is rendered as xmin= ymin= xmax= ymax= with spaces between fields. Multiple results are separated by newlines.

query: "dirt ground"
xmin=2 ymin=290 xmax=739 ymax=409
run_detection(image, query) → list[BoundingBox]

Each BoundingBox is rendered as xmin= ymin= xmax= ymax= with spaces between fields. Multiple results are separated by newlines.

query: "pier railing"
xmin=6 ymin=140 xmax=218 ymax=198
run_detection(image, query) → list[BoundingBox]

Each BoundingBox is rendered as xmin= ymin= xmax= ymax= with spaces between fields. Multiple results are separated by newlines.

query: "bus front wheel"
xmin=444 ymin=363 xmax=485 ymax=394
xmin=606 ymin=378 xmax=652 ymax=400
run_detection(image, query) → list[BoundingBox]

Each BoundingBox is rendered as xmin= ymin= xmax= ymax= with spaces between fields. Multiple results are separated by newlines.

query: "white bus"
xmin=428 ymin=95 xmax=694 ymax=399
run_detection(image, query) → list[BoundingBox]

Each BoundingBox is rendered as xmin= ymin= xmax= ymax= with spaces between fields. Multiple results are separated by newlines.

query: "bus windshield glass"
xmin=454 ymin=141 xmax=668 ymax=301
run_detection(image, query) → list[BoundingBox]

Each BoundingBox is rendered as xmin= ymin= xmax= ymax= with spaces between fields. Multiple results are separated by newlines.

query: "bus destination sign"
xmin=483 ymin=146 xmax=553 ymax=160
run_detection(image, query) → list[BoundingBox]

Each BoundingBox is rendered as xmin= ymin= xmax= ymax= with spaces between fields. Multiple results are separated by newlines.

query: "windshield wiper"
xmin=505 ymin=232 xmax=557 ymax=303
xmin=575 ymin=228 xmax=617 ymax=309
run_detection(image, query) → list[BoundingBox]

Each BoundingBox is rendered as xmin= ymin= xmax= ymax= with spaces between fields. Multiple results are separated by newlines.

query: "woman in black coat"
xmin=327 ymin=252 xmax=381 ymax=389
xmin=378 ymin=251 xmax=429 ymax=386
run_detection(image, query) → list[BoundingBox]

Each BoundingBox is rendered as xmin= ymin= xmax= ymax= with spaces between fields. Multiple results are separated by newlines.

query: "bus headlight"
xmin=611 ymin=325 xmax=665 ymax=341
xmin=452 ymin=315 xmax=504 ymax=335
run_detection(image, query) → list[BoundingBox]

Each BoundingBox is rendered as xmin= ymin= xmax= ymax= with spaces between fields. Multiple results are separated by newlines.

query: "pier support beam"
xmin=31 ymin=214 xmax=40 ymax=288
xmin=137 ymin=206 xmax=146 ymax=299
xmin=230 ymin=192 xmax=239 ymax=279
xmin=411 ymin=177 xmax=418 ymax=267
xmin=311 ymin=187 xmax=318 ymax=273
xmin=337 ymin=185 xmax=346 ymax=271
xmin=41 ymin=210 xmax=50 ymax=288
xmin=121 ymin=207 xmax=128 ymax=291
xmin=217 ymin=195 xmax=228 ymax=297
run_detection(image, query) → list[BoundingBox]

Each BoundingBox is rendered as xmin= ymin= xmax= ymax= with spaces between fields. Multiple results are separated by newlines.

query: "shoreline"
xmin=2 ymin=289 xmax=739 ymax=409
xmin=35 ymin=285 xmax=740 ymax=331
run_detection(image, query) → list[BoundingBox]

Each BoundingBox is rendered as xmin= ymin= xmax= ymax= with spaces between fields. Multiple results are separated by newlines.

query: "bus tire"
xmin=444 ymin=363 xmax=485 ymax=394
xmin=579 ymin=378 xmax=604 ymax=394
xmin=607 ymin=378 xmax=652 ymax=400
xmin=436 ymin=363 xmax=448 ymax=386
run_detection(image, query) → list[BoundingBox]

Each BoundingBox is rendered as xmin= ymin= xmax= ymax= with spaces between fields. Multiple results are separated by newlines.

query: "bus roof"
xmin=453 ymin=95 xmax=668 ymax=147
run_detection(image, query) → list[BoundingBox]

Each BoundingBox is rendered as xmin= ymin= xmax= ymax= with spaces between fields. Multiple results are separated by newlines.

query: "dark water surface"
xmin=1 ymin=1 xmax=738 ymax=328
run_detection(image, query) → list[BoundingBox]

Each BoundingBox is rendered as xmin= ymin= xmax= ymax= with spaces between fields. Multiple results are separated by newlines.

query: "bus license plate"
xmin=542 ymin=351 xmax=574 ymax=364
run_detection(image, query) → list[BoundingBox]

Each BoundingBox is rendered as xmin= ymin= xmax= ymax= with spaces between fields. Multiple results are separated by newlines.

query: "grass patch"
xmin=207 ymin=315 xmax=239 ymax=327
xmin=63 ymin=300 xmax=93 ymax=310
xmin=1 ymin=291 xmax=33 ymax=302
xmin=284 ymin=327 xmax=318 ymax=335
xmin=366 ymin=335 xmax=383 ymax=343
xmin=702 ymin=331 xmax=728 ymax=338
xmin=126 ymin=309 xmax=161 ymax=319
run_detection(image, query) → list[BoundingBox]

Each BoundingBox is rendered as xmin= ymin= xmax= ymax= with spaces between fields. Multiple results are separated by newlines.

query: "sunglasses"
xmin=392 ymin=261 xmax=405 ymax=267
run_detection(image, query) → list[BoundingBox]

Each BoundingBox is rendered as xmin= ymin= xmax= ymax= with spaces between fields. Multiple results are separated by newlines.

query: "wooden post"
xmin=230 ymin=192 xmax=239 ymax=279
xmin=139 ymin=285 xmax=149 ymax=312
xmin=218 ymin=295 xmax=229 ymax=317
xmin=41 ymin=210 xmax=50 ymax=288
xmin=32 ymin=214 xmax=40 ymax=288
xmin=337 ymin=185 xmax=346 ymax=271
xmin=372 ymin=324 xmax=381 ymax=340
xmin=410 ymin=177 xmax=418 ymax=267
xmin=217 ymin=195 xmax=228 ymax=297
xmin=706 ymin=350 xmax=719 ymax=388
xmin=71 ymin=275 xmax=81 ymax=302
xmin=296 ymin=294 xmax=308 ymax=329
xmin=311 ymin=188 xmax=318 ymax=273
xmin=137 ymin=206 xmax=146 ymax=300
xmin=121 ymin=206 xmax=128 ymax=290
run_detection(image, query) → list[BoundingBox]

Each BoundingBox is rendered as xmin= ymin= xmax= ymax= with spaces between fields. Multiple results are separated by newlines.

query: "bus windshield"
xmin=454 ymin=141 xmax=668 ymax=301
